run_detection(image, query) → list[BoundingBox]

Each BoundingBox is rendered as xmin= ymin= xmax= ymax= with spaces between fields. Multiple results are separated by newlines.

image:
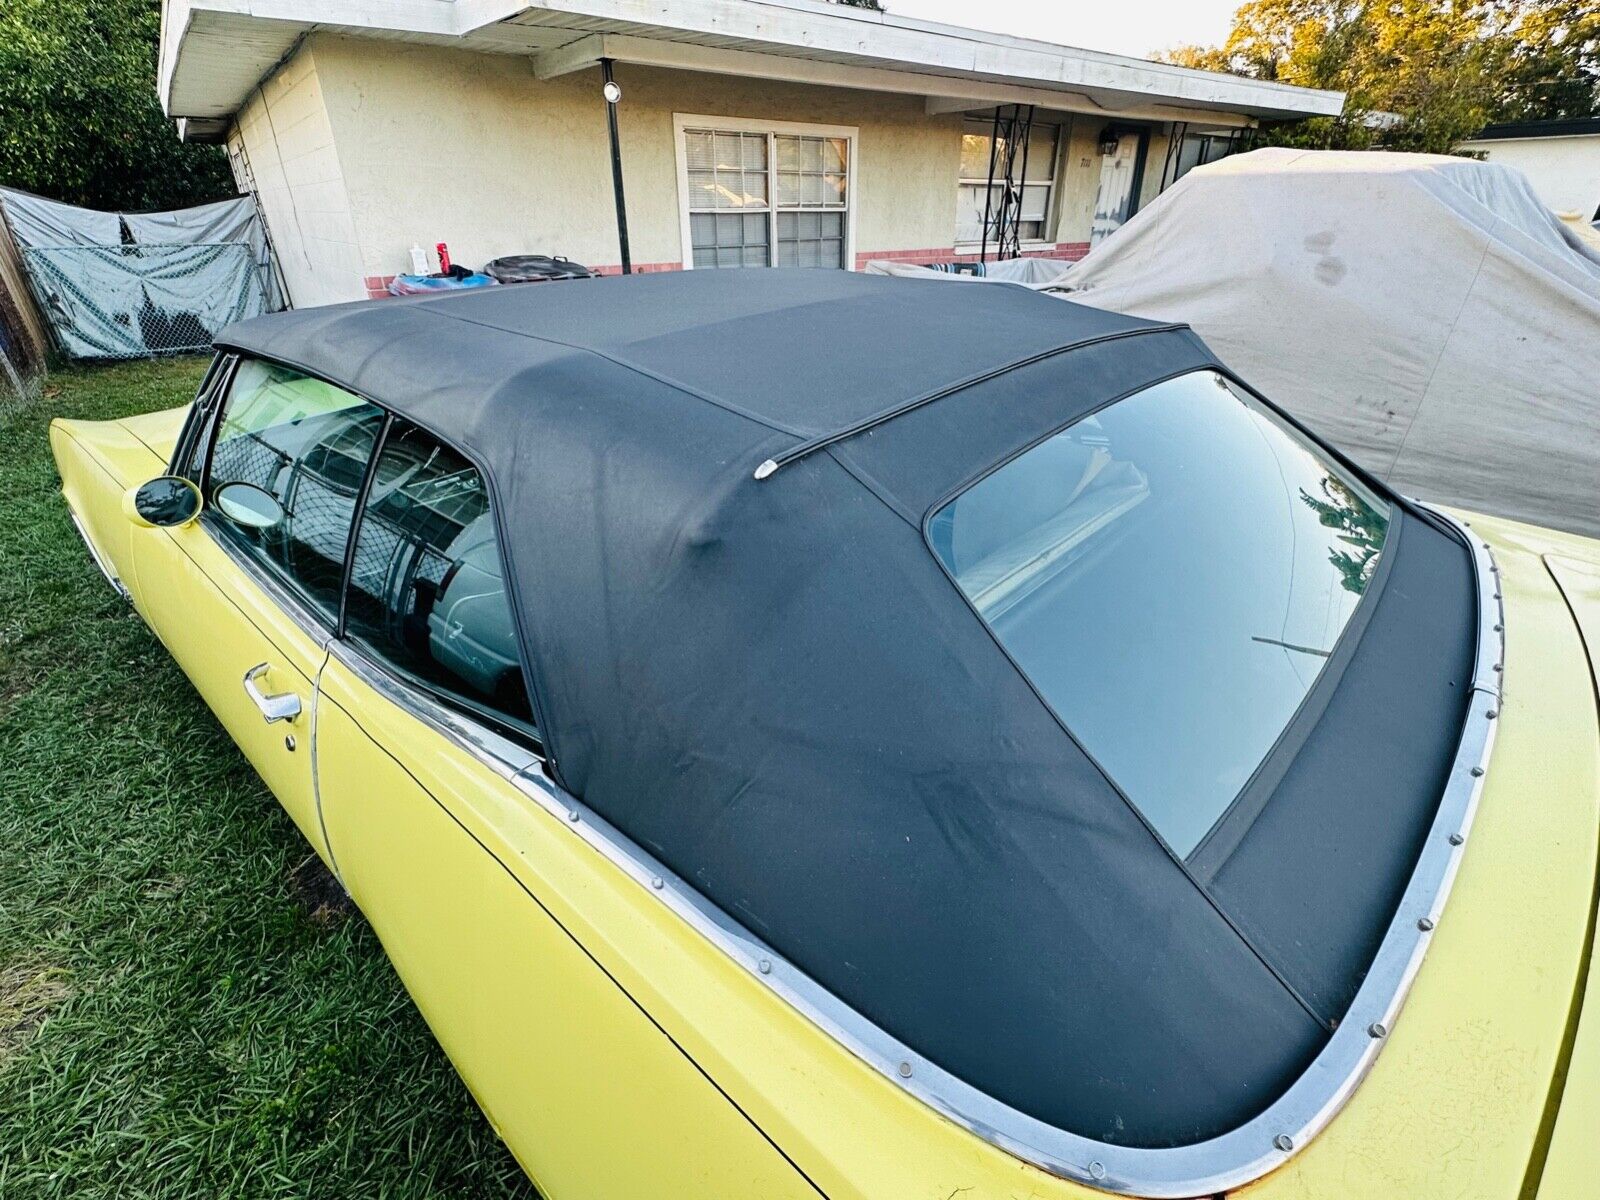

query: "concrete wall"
xmin=231 ymin=34 xmax=1200 ymax=304
xmin=1468 ymin=135 xmax=1600 ymax=219
xmin=227 ymin=45 xmax=365 ymax=308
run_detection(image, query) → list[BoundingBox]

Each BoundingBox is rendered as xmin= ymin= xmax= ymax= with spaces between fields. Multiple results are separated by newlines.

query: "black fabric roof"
xmin=217 ymin=270 xmax=1474 ymax=1148
xmin=218 ymin=268 xmax=1174 ymax=442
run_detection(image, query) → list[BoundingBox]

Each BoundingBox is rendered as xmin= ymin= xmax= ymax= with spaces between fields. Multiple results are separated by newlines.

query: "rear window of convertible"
xmin=928 ymin=369 xmax=1391 ymax=856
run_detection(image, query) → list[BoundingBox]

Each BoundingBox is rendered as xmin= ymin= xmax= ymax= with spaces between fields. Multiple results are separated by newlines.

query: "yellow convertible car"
xmin=50 ymin=272 xmax=1598 ymax=1198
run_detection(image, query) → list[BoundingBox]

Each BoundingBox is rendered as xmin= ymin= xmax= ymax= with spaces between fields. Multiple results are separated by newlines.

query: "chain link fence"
xmin=20 ymin=242 xmax=268 ymax=360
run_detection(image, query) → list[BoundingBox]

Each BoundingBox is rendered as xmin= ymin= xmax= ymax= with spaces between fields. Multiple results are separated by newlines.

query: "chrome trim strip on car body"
xmin=219 ymin=501 xmax=1500 ymax=1197
xmin=68 ymin=507 xmax=130 ymax=599
xmin=324 ymin=637 xmax=541 ymax=779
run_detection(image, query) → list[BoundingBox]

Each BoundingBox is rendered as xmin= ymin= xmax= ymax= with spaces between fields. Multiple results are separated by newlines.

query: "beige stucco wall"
xmin=308 ymin=34 xmax=968 ymax=281
xmin=230 ymin=34 xmax=1200 ymax=303
xmin=227 ymin=45 xmax=365 ymax=308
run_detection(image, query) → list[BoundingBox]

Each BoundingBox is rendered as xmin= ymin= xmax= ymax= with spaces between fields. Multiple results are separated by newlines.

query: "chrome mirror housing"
xmin=213 ymin=481 xmax=285 ymax=531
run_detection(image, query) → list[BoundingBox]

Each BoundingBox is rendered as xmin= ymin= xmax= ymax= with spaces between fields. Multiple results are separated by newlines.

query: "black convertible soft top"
xmin=217 ymin=270 xmax=1475 ymax=1148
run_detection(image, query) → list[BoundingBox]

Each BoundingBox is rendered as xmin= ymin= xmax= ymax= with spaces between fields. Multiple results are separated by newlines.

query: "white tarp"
xmin=0 ymin=189 xmax=281 ymax=359
xmin=864 ymin=255 xmax=1076 ymax=285
xmin=0 ymin=188 xmax=120 ymax=248
xmin=1049 ymin=148 xmax=1600 ymax=538
xmin=122 ymin=196 xmax=282 ymax=311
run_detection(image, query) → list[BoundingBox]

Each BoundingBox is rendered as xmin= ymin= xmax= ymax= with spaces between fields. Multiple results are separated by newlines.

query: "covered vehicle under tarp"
xmin=868 ymin=149 xmax=1600 ymax=538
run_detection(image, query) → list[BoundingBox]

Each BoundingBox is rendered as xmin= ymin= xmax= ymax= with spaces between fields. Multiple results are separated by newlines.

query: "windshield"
xmin=928 ymin=370 xmax=1391 ymax=856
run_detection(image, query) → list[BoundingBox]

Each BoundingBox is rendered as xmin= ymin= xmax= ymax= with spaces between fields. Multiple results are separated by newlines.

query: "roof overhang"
xmin=1466 ymin=116 xmax=1600 ymax=143
xmin=160 ymin=0 xmax=1344 ymax=138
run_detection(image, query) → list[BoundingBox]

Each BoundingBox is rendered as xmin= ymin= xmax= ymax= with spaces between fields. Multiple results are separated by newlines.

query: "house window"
xmin=956 ymin=118 xmax=1060 ymax=246
xmin=1159 ymin=127 xmax=1251 ymax=192
xmin=1174 ymin=131 xmax=1238 ymax=181
xmin=677 ymin=117 xmax=856 ymax=269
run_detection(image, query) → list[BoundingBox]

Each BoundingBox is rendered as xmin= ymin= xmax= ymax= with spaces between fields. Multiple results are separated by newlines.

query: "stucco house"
xmin=158 ymin=1 xmax=1343 ymax=306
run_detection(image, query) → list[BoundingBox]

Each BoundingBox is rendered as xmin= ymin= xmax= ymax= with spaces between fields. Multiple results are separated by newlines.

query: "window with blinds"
xmin=683 ymin=126 xmax=851 ymax=269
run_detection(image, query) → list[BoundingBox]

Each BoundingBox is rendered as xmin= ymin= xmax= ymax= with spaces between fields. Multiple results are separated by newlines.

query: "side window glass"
xmin=206 ymin=358 xmax=385 ymax=621
xmin=343 ymin=419 xmax=535 ymax=732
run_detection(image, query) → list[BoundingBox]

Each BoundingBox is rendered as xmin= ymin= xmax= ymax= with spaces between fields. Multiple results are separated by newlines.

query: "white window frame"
xmin=673 ymin=113 xmax=859 ymax=271
xmin=954 ymin=116 xmax=1062 ymax=252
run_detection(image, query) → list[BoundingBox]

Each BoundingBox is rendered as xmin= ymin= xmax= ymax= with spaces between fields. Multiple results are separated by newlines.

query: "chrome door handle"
xmin=243 ymin=662 xmax=301 ymax=724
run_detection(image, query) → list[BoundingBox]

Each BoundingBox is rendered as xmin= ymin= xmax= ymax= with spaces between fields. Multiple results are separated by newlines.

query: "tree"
xmin=0 ymin=0 xmax=234 ymax=212
xmin=1489 ymin=1 xmax=1600 ymax=121
xmin=1155 ymin=1 xmax=1599 ymax=154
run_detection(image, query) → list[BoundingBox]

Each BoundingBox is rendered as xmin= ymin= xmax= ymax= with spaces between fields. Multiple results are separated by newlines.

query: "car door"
xmin=127 ymin=357 xmax=386 ymax=866
xmin=313 ymin=420 xmax=815 ymax=1197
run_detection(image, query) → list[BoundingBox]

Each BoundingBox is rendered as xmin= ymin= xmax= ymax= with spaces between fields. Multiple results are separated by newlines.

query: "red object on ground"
xmin=436 ymin=242 xmax=452 ymax=273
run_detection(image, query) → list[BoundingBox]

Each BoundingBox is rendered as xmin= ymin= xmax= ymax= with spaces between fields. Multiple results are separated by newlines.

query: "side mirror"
xmin=124 ymin=476 xmax=202 ymax=528
xmin=213 ymin=481 xmax=285 ymax=531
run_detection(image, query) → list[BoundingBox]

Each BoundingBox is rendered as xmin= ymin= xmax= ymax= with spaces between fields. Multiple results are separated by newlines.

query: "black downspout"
xmin=601 ymin=58 xmax=632 ymax=275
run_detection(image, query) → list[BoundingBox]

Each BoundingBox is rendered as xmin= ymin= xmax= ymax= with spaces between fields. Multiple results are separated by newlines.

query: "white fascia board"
xmin=537 ymin=34 xmax=1257 ymax=127
xmin=160 ymin=0 xmax=459 ymax=115
xmin=161 ymin=0 xmax=1344 ymax=121
xmin=491 ymin=0 xmax=1344 ymax=117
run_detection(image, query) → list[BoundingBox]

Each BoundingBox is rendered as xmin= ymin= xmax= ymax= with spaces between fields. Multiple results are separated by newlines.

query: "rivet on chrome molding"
xmin=1089 ymin=1161 xmax=1107 ymax=1180
xmin=758 ymin=958 xmax=772 ymax=975
xmin=1368 ymin=1022 xmax=1387 ymax=1039
xmin=650 ymin=876 xmax=664 ymax=890
xmin=567 ymin=809 xmax=580 ymax=823
xmin=1486 ymin=709 xmax=1498 ymax=719
xmin=897 ymin=1061 xmax=913 ymax=1078
xmin=1470 ymin=766 xmax=1484 ymax=777
xmin=1273 ymin=1134 xmax=1293 ymax=1153
xmin=1449 ymin=833 xmax=1465 ymax=846
xmin=1417 ymin=917 xmax=1435 ymax=931
xmin=1494 ymin=623 xmax=1503 ymax=632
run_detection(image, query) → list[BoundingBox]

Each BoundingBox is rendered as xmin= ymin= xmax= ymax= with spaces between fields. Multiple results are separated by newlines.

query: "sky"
xmin=884 ymin=0 xmax=1241 ymax=61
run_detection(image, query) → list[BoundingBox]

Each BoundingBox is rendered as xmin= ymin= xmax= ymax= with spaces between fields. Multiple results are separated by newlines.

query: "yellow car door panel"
xmin=129 ymin=520 xmax=330 ymax=860
xmin=313 ymin=666 xmax=819 ymax=1199
xmin=127 ymin=359 xmax=391 ymax=864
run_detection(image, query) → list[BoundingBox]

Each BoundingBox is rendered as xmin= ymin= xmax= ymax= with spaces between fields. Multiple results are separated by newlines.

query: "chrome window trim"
xmin=276 ymin=503 xmax=1497 ymax=1197
xmin=326 ymin=636 xmax=541 ymax=778
xmin=200 ymin=513 xmax=339 ymax=644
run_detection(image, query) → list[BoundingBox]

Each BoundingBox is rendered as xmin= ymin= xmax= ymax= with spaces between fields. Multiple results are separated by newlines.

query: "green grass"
xmin=0 ymin=359 xmax=536 ymax=1199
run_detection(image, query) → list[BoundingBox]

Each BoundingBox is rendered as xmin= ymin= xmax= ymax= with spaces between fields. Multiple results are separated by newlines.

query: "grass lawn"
xmin=0 ymin=359 xmax=535 ymax=1199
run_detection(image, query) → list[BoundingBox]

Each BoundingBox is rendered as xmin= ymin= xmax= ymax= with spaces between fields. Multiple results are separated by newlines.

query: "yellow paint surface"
xmin=1536 ymin=553 xmax=1600 ymax=1200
